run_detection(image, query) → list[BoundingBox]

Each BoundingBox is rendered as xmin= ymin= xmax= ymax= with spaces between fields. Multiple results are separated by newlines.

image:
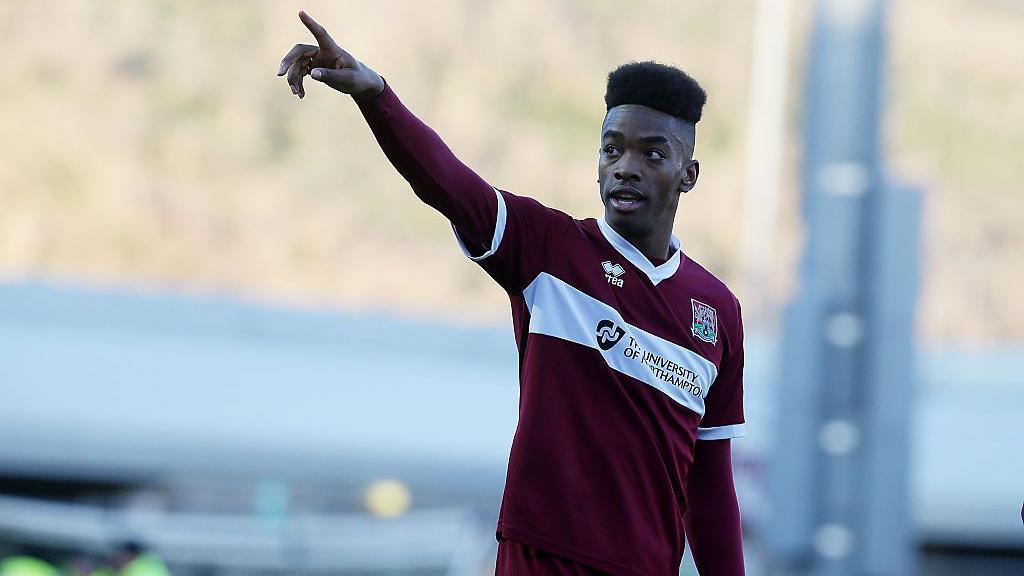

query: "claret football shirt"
xmin=358 ymin=82 xmax=744 ymax=576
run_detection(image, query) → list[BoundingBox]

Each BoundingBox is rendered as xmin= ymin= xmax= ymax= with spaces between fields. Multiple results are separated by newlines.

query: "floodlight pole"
xmin=742 ymin=0 xmax=791 ymax=319
xmin=767 ymin=0 xmax=919 ymax=574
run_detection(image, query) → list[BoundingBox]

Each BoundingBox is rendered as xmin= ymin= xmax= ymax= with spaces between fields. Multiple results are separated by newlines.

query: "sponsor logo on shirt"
xmin=595 ymin=319 xmax=704 ymax=397
xmin=595 ymin=319 xmax=626 ymax=350
xmin=691 ymin=299 xmax=719 ymax=345
xmin=525 ymin=273 xmax=717 ymax=412
xmin=602 ymin=260 xmax=625 ymax=288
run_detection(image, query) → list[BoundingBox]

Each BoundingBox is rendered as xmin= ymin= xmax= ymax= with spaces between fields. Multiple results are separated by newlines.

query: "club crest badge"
xmin=690 ymin=299 xmax=718 ymax=345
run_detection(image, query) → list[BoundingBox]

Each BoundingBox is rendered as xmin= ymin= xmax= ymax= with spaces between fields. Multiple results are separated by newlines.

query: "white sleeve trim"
xmin=452 ymin=187 xmax=507 ymax=261
xmin=696 ymin=423 xmax=746 ymax=440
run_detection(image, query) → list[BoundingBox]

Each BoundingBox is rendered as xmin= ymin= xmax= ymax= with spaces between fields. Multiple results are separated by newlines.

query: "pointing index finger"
xmin=299 ymin=11 xmax=334 ymax=49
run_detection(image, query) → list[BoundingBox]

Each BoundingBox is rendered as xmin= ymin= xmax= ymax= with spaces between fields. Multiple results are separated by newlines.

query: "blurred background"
xmin=0 ymin=0 xmax=1021 ymax=574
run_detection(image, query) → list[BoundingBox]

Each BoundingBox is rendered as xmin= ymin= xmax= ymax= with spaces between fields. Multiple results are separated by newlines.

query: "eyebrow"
xmin=601 ymin=130 xmax=670 ymax=145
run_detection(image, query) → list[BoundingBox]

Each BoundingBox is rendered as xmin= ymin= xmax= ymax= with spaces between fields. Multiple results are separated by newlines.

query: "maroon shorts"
xmin=495 ymin=539 xmax=609 ymax=575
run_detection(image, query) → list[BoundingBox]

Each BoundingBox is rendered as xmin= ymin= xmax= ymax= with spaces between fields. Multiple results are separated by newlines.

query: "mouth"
xmin=608 ymin=185 xmax=646 ymax=213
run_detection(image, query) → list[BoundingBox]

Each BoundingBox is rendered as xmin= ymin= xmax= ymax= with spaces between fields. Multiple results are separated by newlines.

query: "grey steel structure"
xmin=768 ymin=0 xmax=920 ymax=574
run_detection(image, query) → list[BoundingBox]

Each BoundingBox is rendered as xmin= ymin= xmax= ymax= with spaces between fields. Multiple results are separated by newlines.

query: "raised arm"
xmin=683 ymin=438 xmax=745 ymax=576
xmin=277 ymin=11 xmax=496 ymax=256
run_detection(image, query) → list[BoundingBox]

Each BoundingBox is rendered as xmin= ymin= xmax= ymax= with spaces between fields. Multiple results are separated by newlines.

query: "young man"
xmin=279 ymin=11 xmax=745 ymax=576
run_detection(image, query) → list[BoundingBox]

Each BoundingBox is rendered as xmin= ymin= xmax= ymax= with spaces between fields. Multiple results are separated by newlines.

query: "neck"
xmin=610 ymin=221 xmax=674 ymax=264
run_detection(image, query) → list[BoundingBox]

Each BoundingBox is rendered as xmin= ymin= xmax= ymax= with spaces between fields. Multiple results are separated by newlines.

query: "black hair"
xmin=604 ymin=61 xmax=707 ymax=125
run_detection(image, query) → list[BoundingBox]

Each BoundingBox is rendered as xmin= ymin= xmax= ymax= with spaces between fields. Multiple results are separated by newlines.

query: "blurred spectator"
xmin=0 ymin=548 xmax=59 ymax=576
xmin=108 ymin=543 xmax=169 ymax=576
xmin=64 ymin=553 xmax=111 ymax=576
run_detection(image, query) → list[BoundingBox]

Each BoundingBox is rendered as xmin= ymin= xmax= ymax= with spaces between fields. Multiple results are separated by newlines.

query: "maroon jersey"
xmin=358 ymin=83 xmax=744 ymax=576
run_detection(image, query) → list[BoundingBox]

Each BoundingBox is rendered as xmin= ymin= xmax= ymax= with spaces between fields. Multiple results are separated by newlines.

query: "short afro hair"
xmin=605 ymin=61 xmax=707 ymax=125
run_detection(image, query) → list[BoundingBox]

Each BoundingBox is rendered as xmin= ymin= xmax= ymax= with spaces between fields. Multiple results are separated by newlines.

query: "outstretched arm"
xmin=683 ymin=439 xmax=745 ymax=576
xmin=277 ymin=11 xmax=496 ymax=256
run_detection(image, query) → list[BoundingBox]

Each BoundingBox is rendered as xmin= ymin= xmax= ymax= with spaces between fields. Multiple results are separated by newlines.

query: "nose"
xmin=613 ymin=157 xmax=641 ymax=183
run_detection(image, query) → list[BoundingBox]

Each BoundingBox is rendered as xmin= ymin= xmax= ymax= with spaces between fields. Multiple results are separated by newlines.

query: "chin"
xmin=604 ymin=207 xmax=646 ymax=233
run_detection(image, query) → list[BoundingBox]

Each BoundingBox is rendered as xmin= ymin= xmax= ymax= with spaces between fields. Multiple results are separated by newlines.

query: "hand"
xmin=276 ymin=11 xmax=385 ymax=100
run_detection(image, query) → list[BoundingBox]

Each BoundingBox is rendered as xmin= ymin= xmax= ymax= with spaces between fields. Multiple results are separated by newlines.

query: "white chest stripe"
xmin=523 ymin=273 xmax=718 ymax=416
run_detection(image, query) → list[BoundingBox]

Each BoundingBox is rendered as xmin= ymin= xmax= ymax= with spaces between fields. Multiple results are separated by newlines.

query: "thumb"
xmin=311 ymin=67 xmax=355 ymax=92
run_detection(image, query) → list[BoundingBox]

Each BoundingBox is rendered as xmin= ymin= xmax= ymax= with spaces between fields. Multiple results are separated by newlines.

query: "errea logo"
xmin=602 ymin=260 xmax=625 ymax=287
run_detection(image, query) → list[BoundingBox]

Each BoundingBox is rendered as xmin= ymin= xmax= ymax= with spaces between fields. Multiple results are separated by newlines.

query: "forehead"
xmin=602 ymin=104 xmax=683 ymax=140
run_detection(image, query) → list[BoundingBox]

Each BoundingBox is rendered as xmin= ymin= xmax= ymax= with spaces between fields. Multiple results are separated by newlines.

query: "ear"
xmin=678 ymin=159 xmax=699 ymax=193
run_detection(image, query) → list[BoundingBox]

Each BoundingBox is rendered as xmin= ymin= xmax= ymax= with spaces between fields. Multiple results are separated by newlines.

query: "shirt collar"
xmin=597 ymin=218 xmax=682 ymax=286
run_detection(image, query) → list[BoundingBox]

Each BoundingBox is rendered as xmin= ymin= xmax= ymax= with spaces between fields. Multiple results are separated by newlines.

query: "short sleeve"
xmin=697 ymin=299 xmax=745 ymax=440
xmin=451 ymin=188 xmax=570 ymax=294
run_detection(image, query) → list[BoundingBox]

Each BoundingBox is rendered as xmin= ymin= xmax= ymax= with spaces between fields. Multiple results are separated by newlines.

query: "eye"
xmin=645 ymin=149 xmax=666 ymax=161
xmin=602 ymin=144 xmax=621 ymax=158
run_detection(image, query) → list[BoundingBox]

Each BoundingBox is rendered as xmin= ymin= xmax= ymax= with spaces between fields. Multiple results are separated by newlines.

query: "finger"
xmin=287 ymin=55 xmax=310 ymax=85
xmin=298 ymin=11 xmax=336 ymax=50
xmin=310 ymin=67 xmax=356 ymax=93
xmin=288 ymin=58 xmax=312 ymax=98
xmin=278 ymin=43 xmax=317 ymax=76
xmin=287 ymin=60 xmax=304 ymax=97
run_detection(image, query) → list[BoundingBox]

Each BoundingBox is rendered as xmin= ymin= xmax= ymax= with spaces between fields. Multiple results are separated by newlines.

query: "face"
xmin=598 ymin=105 xmax=699 ymax=238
